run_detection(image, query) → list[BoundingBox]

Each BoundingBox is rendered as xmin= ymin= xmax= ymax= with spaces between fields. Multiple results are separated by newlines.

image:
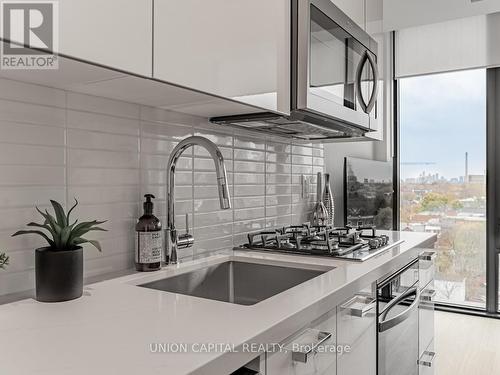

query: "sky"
xmin=400 ymin=69 xmax=486 ymax=180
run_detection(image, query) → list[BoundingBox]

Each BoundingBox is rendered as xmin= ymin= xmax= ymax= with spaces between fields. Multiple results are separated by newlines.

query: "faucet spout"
xmin=166 ymin=136 xmax=231 ymax=264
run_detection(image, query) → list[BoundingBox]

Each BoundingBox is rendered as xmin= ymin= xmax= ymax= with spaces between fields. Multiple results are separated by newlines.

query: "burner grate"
xmin=241 ymin=223 xmax=400 ymax=261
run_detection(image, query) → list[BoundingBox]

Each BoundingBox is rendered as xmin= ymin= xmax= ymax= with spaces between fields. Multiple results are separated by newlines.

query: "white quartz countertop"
xmin=0 ymin=230 xmax=435 ymax=375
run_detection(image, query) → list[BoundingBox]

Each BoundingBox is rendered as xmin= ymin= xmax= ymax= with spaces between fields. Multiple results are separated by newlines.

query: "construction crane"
xmin=401 ymin=162 xmax=436 ymax=165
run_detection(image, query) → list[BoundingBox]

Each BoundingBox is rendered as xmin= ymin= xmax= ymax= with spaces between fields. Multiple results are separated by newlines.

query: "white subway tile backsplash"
xmin=233 ymin=173 xmax=265 ymax=185
xmin=233 ymin=161 xmax=265 ymax=173
xmin=0 ymin=187 xmax=66 ymax=208
xmin=195 ymin=223 xmax=233 ymax=241
xmin=0 ymin=121 xmax=65 ymax=146
xmin=234 ymin=149 xmax=265 ymax=162
xmin=233 ymin=219 xmax=266 ymax=235
xmin=0 ymin=78 xmax=66 ymax=107
xmin=194 ymin=130 xmax=233 ymax=147
xmin=233 ymin=197 xmax=265 ymax=210
xmin=195 ymin=210 xmax=233 ymax=227
xmin=68 ymin=168 xmax=140 ymax=186
xmin=234 ymin=185 xmax=266 ymax=197
xmin=68 ymin=129 xmax=139 ymax=152
xmin=69 ymin=149 xmax=139 ymax=169
xmin=0 ymin=80 xmax=324 ymax=297
xmin=67 ymin=186 xmax=138 ymax=204
xmin=67 ymin=92 xmax=140 ymax=119
xmin=233 ymin=136 xmax=265 ymax=150
xmin=0 ymin=99 xmax=66 ymax=126
xmin=0 ymin=166 xmax=65 ymax=186
xmin=67 ymin=110 xmax=140 ymax=136
xmin=234 ymin=207 xmax=265 ymax=221
xmin=292 ymin=145 xmax=314 ymax=156
xmin=194 ymin=146 xmax=232 ymax=159
xmin=0 ymin=144 xmax=64 ymax=166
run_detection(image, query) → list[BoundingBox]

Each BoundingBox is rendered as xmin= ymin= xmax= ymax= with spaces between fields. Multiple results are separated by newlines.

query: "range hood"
xmin=210 ymin=111 xmax=366 ymax=141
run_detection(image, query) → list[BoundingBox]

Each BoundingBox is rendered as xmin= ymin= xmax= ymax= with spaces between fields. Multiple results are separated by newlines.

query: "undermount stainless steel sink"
xmin=139 ymin=261 xmax=332 ymax=305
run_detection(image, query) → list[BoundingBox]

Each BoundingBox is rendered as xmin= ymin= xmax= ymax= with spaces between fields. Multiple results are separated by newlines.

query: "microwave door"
xmin=295 ymin=0 xmax=370 ymax=130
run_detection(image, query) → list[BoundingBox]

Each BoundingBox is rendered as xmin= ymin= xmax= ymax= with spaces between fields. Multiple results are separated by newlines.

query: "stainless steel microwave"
xmin=212 ymin=0 xmax=380 ymax=140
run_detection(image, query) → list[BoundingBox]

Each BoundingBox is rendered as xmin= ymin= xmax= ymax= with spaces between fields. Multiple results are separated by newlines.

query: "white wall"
xmin=0 ymin=78 xmax=323 ymax=297
xmin=383 ymin=0 xmax=500 ymax=31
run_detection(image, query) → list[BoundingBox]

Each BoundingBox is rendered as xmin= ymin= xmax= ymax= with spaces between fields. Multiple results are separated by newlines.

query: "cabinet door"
xmin=266 ymin=309 xmax=336 ymax=375
xmin=419 ymin=281 xmax=435 ymax=360
xmin=153 ymin=0 xmax=289 ymax=113
xmin=59 ymin=0 xmax=152 ymax=76
xmin=336 ymin=285 xmax=377 ymax=375
xmin=419 ymin=251 xmax=436 ymax=290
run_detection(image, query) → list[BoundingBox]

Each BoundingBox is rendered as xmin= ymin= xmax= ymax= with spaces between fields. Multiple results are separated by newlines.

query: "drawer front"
xmin=418 ymin=340 xmax=436 ymax=375
xmin=337 ymin=287 xmax=377 ymax=375
xmin=266 ymin=309 xmax=336 ymax=375
xmin=419 ymin=250 xmax=436 ymax=290
xmin=419 ymin=281 xmax=435 ymax=356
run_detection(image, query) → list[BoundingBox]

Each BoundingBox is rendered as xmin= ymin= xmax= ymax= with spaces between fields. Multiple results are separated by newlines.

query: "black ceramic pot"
xmin=35 ymin=246 xmax=83 ymax=302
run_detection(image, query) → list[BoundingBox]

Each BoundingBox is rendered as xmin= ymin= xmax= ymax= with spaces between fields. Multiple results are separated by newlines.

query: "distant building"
xmin=468 ymin=174 xmax=486 ymax=184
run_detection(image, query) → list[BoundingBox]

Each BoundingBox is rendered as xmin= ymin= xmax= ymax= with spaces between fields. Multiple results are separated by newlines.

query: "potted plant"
xmin=12 ymin=199 xmax=106 ymax=302
xmin=0 ymin=252 xmax=8 ymax=269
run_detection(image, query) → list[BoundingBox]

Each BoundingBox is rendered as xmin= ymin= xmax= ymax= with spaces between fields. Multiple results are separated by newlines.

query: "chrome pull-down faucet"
xmin=166 ymin=136 xmax=231 ymax=264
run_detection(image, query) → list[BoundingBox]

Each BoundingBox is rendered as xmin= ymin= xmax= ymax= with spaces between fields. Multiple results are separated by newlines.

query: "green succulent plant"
xmin=12 ymin=199 xmax=107 ymax=252
xmin=0 ymin=252 xmax=8 ymax=269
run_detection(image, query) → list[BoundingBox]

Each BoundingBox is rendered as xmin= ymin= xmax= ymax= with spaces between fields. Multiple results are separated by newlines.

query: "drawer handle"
xmin=379 ymin=287 xmax=420 ymax=332
xmin=287 ymin=329 xmax=332 ymax=364
xmin=421 ymin=289 xmax=436 ymax=302
xmin=419 ymin=251 xmax=436 ymax=261
xmin=341 ymin=295 xmax=376 ymax=317
xmin=418 ymin=350 xmax=436 ymax=367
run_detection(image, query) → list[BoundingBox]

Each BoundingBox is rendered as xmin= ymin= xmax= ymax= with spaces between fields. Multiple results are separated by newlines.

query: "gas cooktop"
xmin=239 ymin=223 xmax=404 ymax=262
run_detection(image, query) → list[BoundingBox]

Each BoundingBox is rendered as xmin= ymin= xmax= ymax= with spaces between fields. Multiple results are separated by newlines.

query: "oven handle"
xmin=378 ymin=287 xmax=420 ymax=332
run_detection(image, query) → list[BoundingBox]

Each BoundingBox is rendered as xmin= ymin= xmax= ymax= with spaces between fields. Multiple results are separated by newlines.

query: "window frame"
xmin=392 ymin=32 xmax=500 ymax=316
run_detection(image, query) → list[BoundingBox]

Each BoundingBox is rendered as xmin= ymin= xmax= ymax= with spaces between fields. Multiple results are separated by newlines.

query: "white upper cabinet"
xmin=366 ymin=0 xmax=383 ymax=35
xmin=153 ymin=0 xmax=289 ymax=113
xmin=58 ymin=0 xmax=152 ymax=76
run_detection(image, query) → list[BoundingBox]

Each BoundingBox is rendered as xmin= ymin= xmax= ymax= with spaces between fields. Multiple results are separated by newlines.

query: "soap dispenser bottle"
xmin=135 ymin=194 xmax=163 ymax=272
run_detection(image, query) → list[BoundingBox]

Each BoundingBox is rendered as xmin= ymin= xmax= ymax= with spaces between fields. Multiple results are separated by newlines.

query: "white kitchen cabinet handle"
xmin=421 ymin=289 xmax=436 ymax=302
xmin=418 ymin=350 xmax=436 ymax=367
xmin=285 ymin=329 xmax=332 ymax=364
xmin=419 ymin=251 xmax=436 ymax=261
xmin=341 ymin=295 xmax=376 ymax=317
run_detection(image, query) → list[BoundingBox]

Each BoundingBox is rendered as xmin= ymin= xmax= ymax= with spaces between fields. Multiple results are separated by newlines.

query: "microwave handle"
xmin=379 ymin=287 xmax=420 ymax=332
xmin=355 ymin=51 xmax=379 ymax=114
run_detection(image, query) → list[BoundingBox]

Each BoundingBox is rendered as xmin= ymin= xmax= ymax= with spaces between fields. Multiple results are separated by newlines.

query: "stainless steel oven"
xmin=377 ymin=259 xmax=420 ymax=375
xmin=292 ymin=0 xmax=379 ymax=132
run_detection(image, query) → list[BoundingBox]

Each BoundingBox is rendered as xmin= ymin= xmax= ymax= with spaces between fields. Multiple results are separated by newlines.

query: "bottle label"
xmin=135 ymin=231 xmax=163 ymax=264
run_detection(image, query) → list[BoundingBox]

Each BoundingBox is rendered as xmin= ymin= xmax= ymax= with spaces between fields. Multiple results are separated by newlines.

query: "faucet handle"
xmin=178 ymin=213 xmax=194 ymax=250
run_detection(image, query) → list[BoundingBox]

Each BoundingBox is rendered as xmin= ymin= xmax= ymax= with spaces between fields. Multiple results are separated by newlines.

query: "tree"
xmin=419 ymin=192 xmax=451 ymax=212
xmin=374 ymin=207 xmax=393 ymax=229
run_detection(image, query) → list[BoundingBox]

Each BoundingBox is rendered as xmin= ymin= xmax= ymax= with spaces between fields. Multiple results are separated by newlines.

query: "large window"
xmin=400 ymin=69 xmax=486 ymax=308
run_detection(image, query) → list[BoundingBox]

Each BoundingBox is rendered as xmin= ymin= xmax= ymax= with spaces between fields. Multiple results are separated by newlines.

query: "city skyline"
xmin=400 ymin=69 xmax=486 ymax=180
